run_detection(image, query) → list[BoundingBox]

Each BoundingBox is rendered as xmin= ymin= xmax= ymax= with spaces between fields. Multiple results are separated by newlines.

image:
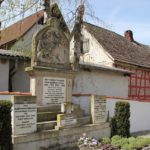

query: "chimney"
xmin=124 ymin=30 xmax=134 ymax=42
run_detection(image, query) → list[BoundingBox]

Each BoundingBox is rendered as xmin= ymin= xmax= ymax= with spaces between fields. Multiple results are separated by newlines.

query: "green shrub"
xmin=114 ymin=101 xmax=130 ymax=137
xmin=0 ymin=100 xmax=12 ymax=150
xmin=121 ymin=144 xmax=132 ymax=150
xmin=101 ymin=137 xmax=111 ymax=144
xmin=111 ymin=136 xmax=128 ymax=149
xmin=111 ymin=135 xmax=122 ymax=141
xmin=110 ymin=136 xmax=150 ymax=150
xmin=141 ymin=137 xmax=150 ymax=146
xmin=131 ymin=137 xmax=150 ymax=149
xmin=128 ymin=137 xmax=136 ymax=143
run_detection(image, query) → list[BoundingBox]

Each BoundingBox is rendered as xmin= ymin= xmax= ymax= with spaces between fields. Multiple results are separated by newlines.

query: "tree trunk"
xmin=0 ymin=0 xmax=4 ymax=41
xmin=0 ymin=0 xmax=4 ymax=6
xmin=73 ymin=4 xmax=85 ymax=70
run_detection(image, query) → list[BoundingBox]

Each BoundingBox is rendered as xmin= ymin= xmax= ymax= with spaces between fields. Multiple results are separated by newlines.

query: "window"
xmin=72 ymin=38 xmax=90 ymax=54
xmin=83 ymin=38 xmax=89 ymax=53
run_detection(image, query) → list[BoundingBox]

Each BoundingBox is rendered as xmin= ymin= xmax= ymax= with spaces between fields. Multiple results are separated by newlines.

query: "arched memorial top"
xmin=32 ymin=4 xmax=70 ymax=70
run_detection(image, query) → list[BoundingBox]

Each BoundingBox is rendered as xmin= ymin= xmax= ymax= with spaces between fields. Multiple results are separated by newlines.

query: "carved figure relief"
xmin=32 ymin=18 xmax=69 ymax=66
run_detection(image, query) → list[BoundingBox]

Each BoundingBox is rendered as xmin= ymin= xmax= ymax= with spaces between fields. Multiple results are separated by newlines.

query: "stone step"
xmin=37 ymin=121 xmax=57 ymax=131
xmin=73 ymin=104 xmax=85 ymax=117
xmin=78 ymin=116 xmax=91 ymax=125
xmin=37 ymin=111 xmax=61 ymax=122
xmin=73 ymin=104 xmax=81 ymax=110
xmin=37 ymin=105 xmax=61 ymax=113
xmin=37 ymin=104 xmax=84 ymax=116
xmin=72 ymin=109 xmax=84 ymax=118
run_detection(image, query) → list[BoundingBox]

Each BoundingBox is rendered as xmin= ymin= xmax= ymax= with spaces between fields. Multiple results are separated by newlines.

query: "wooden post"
xmin=0 ymin=0 xmax=4 ymax=6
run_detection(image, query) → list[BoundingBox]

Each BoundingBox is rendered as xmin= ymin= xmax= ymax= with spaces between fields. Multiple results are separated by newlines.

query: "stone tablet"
xmin=12 ymin=96 xmax=37 ymax=135
xmin=91 ymin=95 xmax=106 ymax=124
xmin=57 ymin=114 xmax=77 ymax=128
xmin=43 ymin=77 xmax=66 ymax=105
xmin=61 ymin=115 xmax=77 ymax=126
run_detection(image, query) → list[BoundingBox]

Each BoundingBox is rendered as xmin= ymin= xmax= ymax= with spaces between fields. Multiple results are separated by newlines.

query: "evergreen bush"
xmin=114 ymin=101 xmax=130 ymax=137
xmin=0 ymin=100 xmax=12 ymax=150
xmin=111 ymin=117 xmax=117 ymax=137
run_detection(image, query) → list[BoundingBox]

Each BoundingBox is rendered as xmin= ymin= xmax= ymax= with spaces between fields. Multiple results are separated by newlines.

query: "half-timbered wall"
xmin=115 ymin=63 xmax=150 ymax=101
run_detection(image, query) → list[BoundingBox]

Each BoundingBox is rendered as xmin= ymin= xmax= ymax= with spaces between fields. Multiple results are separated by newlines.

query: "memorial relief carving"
xmin=32 ymin=18 xmax=69 ymax=66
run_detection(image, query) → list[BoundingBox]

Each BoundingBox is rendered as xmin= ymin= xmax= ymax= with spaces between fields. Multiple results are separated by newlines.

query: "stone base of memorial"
xmin=11 ymin=96 xmax=37 ymax=135
xmin=26 ymin=66 xmax=77 ymax=106
xmin=56 ymin=114 xmax=79 ymax=129
xmin=91 ymin=95 xmax=107 ymax=124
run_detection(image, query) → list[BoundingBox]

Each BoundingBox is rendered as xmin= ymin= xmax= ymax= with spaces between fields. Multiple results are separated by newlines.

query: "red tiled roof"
xmin=84 ymin=22 xmax=150 ymax=68
xmin=0 ymin=10 xmax=44 ymax=46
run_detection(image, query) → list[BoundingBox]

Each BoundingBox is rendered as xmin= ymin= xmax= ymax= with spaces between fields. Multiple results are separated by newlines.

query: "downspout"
xmin=9 ymin=58 xmax=18 ymax=92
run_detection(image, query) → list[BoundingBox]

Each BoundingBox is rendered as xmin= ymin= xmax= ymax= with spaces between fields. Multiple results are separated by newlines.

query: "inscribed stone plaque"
xmin=43 ymin=77 xmax=66 ymax=105
xmin=12 ymin=96 xmax=37 ymax=135
xmin=57 ymin=114 xmax=77 ymax=128
xmin=61 ymin=115 xmax=77 ymax=126
xmin=91 ymin=95 xmax=106 ymax=124
xmin=14 ymin=104 xmax=37 ymax=135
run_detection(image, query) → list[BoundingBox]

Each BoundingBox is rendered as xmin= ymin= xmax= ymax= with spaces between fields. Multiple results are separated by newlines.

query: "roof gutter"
xmin=79 ymin=63 xmax=132 ymax=76
xmin=115 ymin=59 xmax=150 ymax=70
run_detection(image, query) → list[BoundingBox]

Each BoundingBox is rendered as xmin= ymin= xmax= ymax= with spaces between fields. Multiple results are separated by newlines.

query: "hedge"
xmin=111 ymin=101 xmax=130 ymax=137
xmin=0 ymin=100 xmax=12 ymax=150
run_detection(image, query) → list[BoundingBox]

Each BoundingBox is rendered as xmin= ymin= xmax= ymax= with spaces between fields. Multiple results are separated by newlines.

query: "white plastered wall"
xmin=70 ymin=27 xmax=114 ymax=67
xmin=107 ymin=98 xmax=150 ymax=133
xmin=0 ymin=59 xmax=9 ymax=91
xmin=73 ymin=95 xmax=150 ymax=133
xmin=73 ymin=70 xmax=128 ymax=97
xmin=12 ymin=61 xmax=30 ymax=92
xmin=72 ymin=69 xmax=128 ymax=121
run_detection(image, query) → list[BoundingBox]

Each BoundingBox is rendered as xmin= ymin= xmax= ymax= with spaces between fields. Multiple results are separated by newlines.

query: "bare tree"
xmin=0 ymin=0 xmax=4 ymax=40
xmin=0 ymin=0 xmax=98 ymax=28
xmin=0 ymin=0 xmax=94 ymax=69
xmin=73 ymin=4 xmax=84 ymax=70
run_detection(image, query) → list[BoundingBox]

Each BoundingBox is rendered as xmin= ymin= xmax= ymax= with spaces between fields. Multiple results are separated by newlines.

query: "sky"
xmin=89 ymin=0 xmax=150 ymax=45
